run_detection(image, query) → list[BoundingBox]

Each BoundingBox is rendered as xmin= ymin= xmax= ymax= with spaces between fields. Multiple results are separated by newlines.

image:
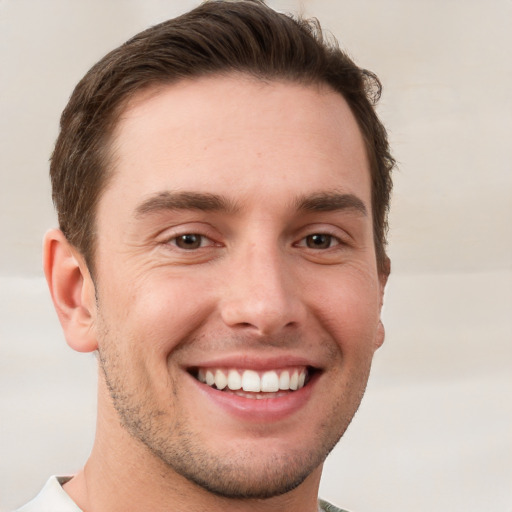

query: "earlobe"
xmin=375 ymin=257 xmax=390 ymax=350
xmin=374 ymin=320 xmax=385 ymax=350
xmin=43 ymin=229 xmax=98 ymax=353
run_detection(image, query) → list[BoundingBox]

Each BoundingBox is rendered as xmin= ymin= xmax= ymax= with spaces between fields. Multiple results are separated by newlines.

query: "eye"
xmin=303 ymin=233 xmax=340 ymax=249
xmin=169 ymin=234 xmax=211 ymax=250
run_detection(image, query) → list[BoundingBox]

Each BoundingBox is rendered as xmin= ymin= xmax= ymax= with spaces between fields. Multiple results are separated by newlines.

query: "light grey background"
xmin=1 ymin=1 xmax=511 ymax=511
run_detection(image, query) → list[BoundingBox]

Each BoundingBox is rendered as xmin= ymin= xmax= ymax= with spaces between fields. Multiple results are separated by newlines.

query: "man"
xmin=17 ymin=1 xmax=393 ymax=511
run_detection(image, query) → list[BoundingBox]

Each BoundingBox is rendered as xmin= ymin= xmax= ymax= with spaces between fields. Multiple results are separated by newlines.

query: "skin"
xmin=44 ymin=74 xmax=388 ymax=512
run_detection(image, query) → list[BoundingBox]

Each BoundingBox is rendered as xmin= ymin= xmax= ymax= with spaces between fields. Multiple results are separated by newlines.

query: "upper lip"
xmin=181 ymin=353 xmax=324 ymax=373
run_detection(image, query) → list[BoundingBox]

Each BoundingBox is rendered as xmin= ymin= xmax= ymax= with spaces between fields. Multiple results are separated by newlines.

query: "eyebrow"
xmin=135 ymin=190 xmax=367 ymax=218
xmin=135 ymin=191 xmax=240 ymax=218
xmin=295 ymin=192 xmax=368 ymax=216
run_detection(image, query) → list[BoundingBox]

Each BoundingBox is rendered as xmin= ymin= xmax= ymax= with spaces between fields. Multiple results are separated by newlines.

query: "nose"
xmin=219 ymin=244 xmax=306 ymax=337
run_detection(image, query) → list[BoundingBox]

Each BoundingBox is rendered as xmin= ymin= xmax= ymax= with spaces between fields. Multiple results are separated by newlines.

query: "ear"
xmin=43 ymin=229 xmax=98 ymax=353
xmin=374 ymin=256 xmax=391 ymax=350
xmin=374 ymin=320 xmax=386 ymax=350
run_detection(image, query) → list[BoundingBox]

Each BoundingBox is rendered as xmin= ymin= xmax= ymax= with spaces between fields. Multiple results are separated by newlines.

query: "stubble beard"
xmin=96 ymin=325 xmax=371 ymax=500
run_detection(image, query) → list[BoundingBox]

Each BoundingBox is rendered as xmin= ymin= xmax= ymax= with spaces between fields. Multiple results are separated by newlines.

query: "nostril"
xmin=219 ymin=286 xmax=306 ymax=336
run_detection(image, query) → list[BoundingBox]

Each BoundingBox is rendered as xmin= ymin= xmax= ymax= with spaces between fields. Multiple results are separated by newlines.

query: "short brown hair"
xmin=50 ymin=0 xmax=394 ymax=274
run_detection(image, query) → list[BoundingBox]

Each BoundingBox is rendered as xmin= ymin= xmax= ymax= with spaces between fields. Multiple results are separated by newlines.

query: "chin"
xmin=148 ymin=436 xmax=328 ymax=500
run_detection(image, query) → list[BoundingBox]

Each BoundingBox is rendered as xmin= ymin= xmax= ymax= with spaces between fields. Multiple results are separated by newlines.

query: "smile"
xmin=193 ymin=367 xmax=310 ymax=398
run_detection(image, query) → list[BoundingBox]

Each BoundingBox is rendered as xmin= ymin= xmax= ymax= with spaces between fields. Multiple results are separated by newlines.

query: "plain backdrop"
xmin=1 ymin=1 xmax=511 ymax=511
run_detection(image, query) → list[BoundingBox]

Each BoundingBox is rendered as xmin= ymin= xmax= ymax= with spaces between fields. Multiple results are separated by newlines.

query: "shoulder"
xmin=14 ymin=476 xmax=81 ymax=512
xmin=318 ymin=498 xmax=351 ymax=512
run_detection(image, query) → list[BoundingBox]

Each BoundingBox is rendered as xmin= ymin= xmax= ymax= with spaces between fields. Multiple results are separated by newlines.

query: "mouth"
xmin=189 ymin=366 xmax=315 ymax=399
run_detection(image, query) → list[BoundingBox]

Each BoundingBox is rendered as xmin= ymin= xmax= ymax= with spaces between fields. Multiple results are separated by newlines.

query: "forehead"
xmin=103 ymin=74 xmax=370 ymax=214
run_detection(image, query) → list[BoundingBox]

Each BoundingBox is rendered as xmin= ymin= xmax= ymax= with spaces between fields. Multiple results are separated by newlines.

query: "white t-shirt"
xmin=15 ymin=476 xmax=347 ymax=512
xmin=15 ymin=476 xmax=81 ymax=512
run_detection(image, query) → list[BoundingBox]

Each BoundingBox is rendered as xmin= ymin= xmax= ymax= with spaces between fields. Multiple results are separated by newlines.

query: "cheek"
xmin=101 ymin=272 xmax=218 ymax=355
xmin=311 ymin=271 xmax=382 ymax=351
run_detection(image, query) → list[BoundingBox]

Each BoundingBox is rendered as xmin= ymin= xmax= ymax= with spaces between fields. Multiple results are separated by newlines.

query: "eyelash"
xmin=166 ymin=233 xmax=217 ymax=250
xmin=295 ymin=233 xmax=342 ymax=250
xmin=164 ymin=231 xmax=344 ymax=252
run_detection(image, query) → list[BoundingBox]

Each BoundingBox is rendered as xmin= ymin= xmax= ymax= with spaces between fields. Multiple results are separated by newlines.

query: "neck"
xmin=64 ymin=383 xmax=323 ymax=512
xmin=65 ymin=446 xmax=322 ymax=512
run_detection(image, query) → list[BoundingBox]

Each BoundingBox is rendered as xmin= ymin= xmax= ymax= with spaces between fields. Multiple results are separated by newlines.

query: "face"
xmin=90 ymin=75 xmax=386 ymax=498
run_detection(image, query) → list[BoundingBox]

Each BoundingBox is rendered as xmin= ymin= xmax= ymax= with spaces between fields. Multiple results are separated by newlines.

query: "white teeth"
xmin=227 ymin=369 xmax=242 ymax=390
xmin=261 ymin=371 xmax=279 ymax=392
xmin=242 ymin=370 xmax=261 ymax=392
xmin=197 ymin=367 xmax=309 ymax=394
xmin=279 ymin=371 xmax=290 ymax=389
xmin=205 ymin=370 xmax=215 ymax=386
xmin=289 ymin=370 xmax=299 ymax=390
xmin=214 ymin=369 xmax=227 ymax=390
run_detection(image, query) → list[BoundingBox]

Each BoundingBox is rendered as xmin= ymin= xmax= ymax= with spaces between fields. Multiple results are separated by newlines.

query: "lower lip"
xmin=189 ymin=372 xmax=319 ymax=423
